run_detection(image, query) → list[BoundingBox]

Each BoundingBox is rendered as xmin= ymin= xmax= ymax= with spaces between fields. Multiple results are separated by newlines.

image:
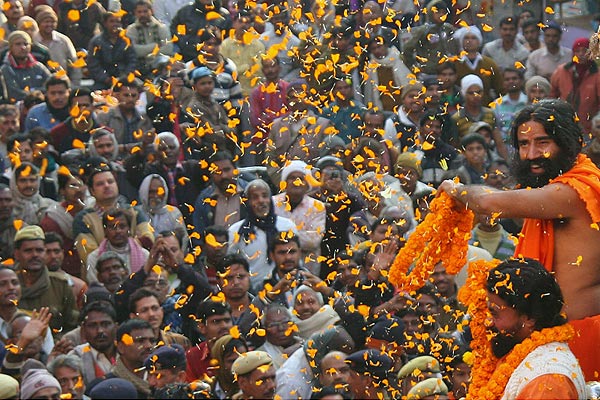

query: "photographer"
xmin=260 ymin=234 xmax=330 ymax=309
xmin=114 ymin=231 xmax=213 ymax=339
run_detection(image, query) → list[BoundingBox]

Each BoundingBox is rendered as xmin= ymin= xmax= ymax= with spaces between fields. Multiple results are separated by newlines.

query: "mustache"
xmin=512 ymin=154 xmax=572 ymax=188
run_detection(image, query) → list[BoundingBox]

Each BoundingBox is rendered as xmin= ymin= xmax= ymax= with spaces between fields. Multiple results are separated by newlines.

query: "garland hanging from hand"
xmin=388 ymin=191 xmax=474 ymax=293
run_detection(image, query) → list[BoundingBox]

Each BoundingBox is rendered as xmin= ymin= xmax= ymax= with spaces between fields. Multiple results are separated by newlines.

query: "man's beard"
xmin=489 ymin=328 xmax=521 ymax=358
xmin=512 ymin=154 xmax=574 ymax=188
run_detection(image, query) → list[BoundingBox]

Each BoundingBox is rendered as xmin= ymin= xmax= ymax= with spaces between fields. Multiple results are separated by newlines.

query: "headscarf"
xmin=139 ymin=174 xmax=168 ymax=215
xmin=238 ymin=180 xmax=279 ymax=248
xmin=211 ymin=335 xmax=246 ymax=397
xmin=10 ymin=163 xmax=45 ymax=225
xmin=573 ymin=38 xmax=591 ymax=82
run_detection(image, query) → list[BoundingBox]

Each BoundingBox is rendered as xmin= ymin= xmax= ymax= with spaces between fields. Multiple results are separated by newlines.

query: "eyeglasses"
xmin=266 ymin=320 xmax=292 ymax=330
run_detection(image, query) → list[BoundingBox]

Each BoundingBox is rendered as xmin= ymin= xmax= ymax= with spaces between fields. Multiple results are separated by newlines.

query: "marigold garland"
xmin=457 ymin=259 xmax=575 ymax=400
xmin=388 ymin=192 xmax=474 ymax=293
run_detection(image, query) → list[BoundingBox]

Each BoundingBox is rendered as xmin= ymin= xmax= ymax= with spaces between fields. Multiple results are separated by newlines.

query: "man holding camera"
xmin=260 ymin=234 xmax=330 ymax=309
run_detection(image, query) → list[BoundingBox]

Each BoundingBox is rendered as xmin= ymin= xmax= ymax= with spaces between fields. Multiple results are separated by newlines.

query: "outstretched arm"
xmin=439 ymin=180 xmax=584 ymax=220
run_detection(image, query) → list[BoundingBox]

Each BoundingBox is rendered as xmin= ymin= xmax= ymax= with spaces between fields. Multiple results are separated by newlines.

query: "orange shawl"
xmin=514 ymin=154 xmax=600 ymax=271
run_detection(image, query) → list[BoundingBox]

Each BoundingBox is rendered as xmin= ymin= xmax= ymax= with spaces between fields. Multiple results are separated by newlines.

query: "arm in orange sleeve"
xmin=516 ymin=373 xmax=579 ymax=400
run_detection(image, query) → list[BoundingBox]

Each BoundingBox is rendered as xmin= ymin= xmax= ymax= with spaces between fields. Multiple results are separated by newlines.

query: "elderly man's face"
xmin=293 ymin=290 xmax=321 ymax=320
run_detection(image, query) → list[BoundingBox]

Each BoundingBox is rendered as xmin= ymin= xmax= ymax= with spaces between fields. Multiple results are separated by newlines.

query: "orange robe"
xmin=514 ymin=154 xmax=600 ymax=381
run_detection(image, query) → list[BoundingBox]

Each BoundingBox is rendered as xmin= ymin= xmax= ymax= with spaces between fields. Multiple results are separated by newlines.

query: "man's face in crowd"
xmin=0 ymin=113 xmax=19 ymax=141
xmin=97 ymin=257 xmax=127 ymax=292
xmin=103 ymin=14 xmax=121 ymax=34
xmin=336 ymin=259 xmax=359 ymax=288
xmin=202 ymin=233 xmax=228 ymax=262
xmin=46 ymin=83 xmax=70 ymax=109
xmin=54 ymin=366 xmax=84 ymax=400
xmin=16 ymin=170 xmax=38 ymax=197
xmin=499 ymin=22 xmax=517 ymax=43
xmin=4 ymin=0 xmax=23 ymax=20
xmin=293 ymin=290 xmax=320 ymax=320
xmin=396 ymin=166 xmax=418 ymax=195
xmin=116 ymin=86 xmax=140 ymax=111
xmin=319 ymin=353 xmax=351 ymax=394
xmin=363 ymin=112 xmax=385 ymax=137
xmin=15 ymin=239 xmax=45 ymax=273
xmin=162 ymin=235 xmax=184 ymax=266
xmin=346 ymin=369 xmax=370 ymax=399
xmin=543 ymin=28 xmax=561 ymax=49
xmin=211 ymin=159 xmax=236 ymax=195
xmin=71 ymin=95 xmax=93 ymax=121
xmin=431 ymin=263 xmax=455 ymax=297
xmin=522 ymin=24 xmax=540 ymax=45
xmin=0 ymin=268 xmax=20 ymax=306
xmin=117 ymin=327 xmax=155 ymax=367
xmin=437 ymin=67 xmax=457 ymax=90
xmin=142 ymin=269 xmax=170 ymax=303
xmin=45 ymin=241 xmax=64 ymax=272
xmin=462 ymin=33 xmax=480 ymax=53
xmin=485 ymin=163 xmax=511 ymax=189
xmin=198 ymin=312 xmax=233 ymax=342
xmin=421 ymin=119 xmax=442 ymax=143
xmin=270 ymin=241 xmax=301 ymax=274
xmin=333 ymin=79 xmax=353 ymax=102
xmin=194 ymin=76 xmax=215 ymax=98
xmin=147 ymin=178 xmax=165 ymax=209
xmin=513 ymin=120 xmax=568 ymax=188
xmin=39 ymin=16 xmax=57 ymax=35
xmin=464 ymin=85 xmax=483 ymax=108
xmin=526 ymin=84 xmax=548 ymax=103
xmin=131 ymin=295 xmax=164 ymax=330
xmin=450 ymin=361 xmax=471 ymax=400
xmin=248 ymin=185 xmax=271 ymax=218
xmin=82 ymin=311 xmax=116 ymax=352
xmin=261 ymin=58 xmax=280 ymax=82
xmin=264 ymin=308 xmax=295 ymax=347
xmin=402 ymin=89 xmax=423 ymax=114
xmin=104 ymin=214 xmax=129 ymax=247
xmin=134 ymin=4 xmax=152 ymax=24
xmin=487 ymin=292 xmax=530 ymax=358
xmin=219 ymin=263 xmax=250 ymax=302
xmin=238 ymin=365 xmax=277 ymax=399
xmin=0 ymin=188 xmax=13 ymax=220
xmin=62 ymin=176 xmax=86 ymax=206
xmin=503 ymin=71 xmax=523 ymax=94
xmin=157 ymin=135 xmax=179 ymax=166
xmin=93 ymin=135 xmax=116 ymax=160
xmin=285 ymin=171 xmax=308 ymax=201
xmin=463 ymin=141 xmax=486 ymax=168
xmin=90 ymin=171 xmax=118 ymax=203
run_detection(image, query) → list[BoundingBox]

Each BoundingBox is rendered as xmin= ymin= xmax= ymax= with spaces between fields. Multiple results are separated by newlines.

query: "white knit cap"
xmin=460 ymin=74 xmax=484 ymax=98
xmin=454 ymin=26 xmax=483 ymax=50
xmin=281 ymin=160 xmax=311 ymax=183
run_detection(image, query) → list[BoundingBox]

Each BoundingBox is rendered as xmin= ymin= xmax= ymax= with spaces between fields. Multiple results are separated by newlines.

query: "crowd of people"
xmin=0 ymin=0 xmax=597 ymax=397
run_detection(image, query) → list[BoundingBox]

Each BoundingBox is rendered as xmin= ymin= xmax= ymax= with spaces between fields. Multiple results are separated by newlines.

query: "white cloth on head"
xmin=454 ymin=26 xmax=483 ymax=49
xmin=460 ymin=74 xmax=484 ymax=97
xmin=281 ymin=160 xmax=311 ymax=183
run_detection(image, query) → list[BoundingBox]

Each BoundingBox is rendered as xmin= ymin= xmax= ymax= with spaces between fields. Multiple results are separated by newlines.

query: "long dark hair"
xmin=487 ymin=258 xmax=567 ymax=330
